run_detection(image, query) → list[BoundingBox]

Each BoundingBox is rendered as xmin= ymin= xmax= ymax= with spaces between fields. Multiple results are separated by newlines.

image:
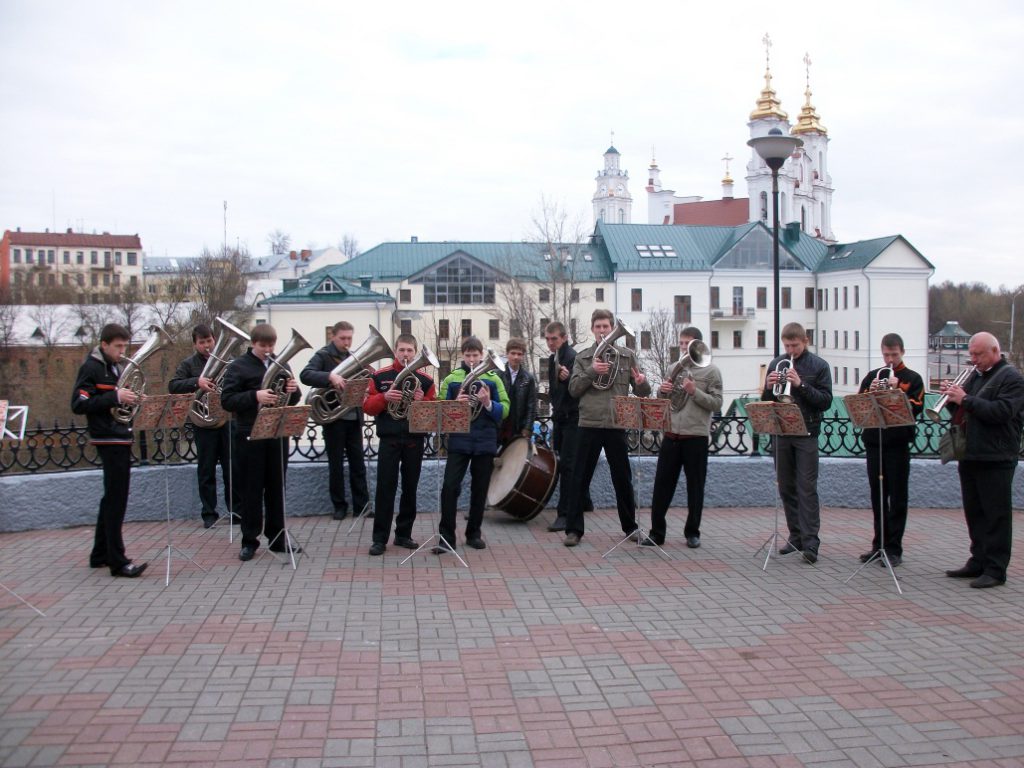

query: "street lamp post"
xmin=748 ymin=128 xmax=803 ymax=358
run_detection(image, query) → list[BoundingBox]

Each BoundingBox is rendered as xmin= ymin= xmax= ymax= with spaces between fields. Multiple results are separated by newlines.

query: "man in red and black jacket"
xmin=362 ymin=333 xmax=436 ymax=556
xmin=70 ymin=323 xmax=148 ymax=578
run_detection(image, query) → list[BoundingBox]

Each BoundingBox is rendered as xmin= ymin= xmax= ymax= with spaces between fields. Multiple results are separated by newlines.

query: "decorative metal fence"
xmin=0 ymin=413 xmax=978 ymax=476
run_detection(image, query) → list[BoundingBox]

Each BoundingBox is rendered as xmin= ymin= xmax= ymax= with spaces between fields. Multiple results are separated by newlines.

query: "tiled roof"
xmin=4 ymin=230 xmax=142 ymax=249
xmin=674 ymin=198 xmax=750 ymax=226
xmin=260 ymin=273 xmax=395 ymax=305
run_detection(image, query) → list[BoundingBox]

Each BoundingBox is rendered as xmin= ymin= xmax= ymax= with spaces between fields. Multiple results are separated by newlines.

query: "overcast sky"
xmin=1 ymin=1 xmax=1021 ymax=290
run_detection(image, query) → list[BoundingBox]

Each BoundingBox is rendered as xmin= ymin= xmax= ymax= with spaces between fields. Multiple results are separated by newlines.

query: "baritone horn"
xmin=925 ymin=365 xmax=977 ymax=423
xmin=261 ymin=329 xmax=313 ymax=409
xmin=592 ymin=318 xmax=634 ymax=390
xmin=461 ymin=348 xmax=506 ymax=420
xmin=772 ymin=356 xmax=796 ymax=404
xmin=386 ymin=345 xmax=439 ymax=420
xmin=189 ymin=318 xmax=250 ymax=428
xmin=305 ymin=325 xmax=394 ymax=424
xmin=111 ymin=325 xmax=174 ymax=424
xmin=666 ymin=338 xmax=712 ymax=411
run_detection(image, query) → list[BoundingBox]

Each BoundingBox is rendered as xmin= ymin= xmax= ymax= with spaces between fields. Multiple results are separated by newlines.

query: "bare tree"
xmin=112 ymin=284 xmax=148 ymax=340
xmin=636 ymin=306 xmax=679 ymax=388
xmin=267 ymin=229 xmax=291 ymax=256
xmin=0 ymin=291 xmax=19 ymax=400
xmin=338 ymin=234 xmax=361 ymax=261
xmin=188 ymin=245 xmax=252 ymax=326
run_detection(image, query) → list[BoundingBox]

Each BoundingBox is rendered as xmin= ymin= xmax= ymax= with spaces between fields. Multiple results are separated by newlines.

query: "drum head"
xmin=487 ymin=437 xmax=530 ymax=505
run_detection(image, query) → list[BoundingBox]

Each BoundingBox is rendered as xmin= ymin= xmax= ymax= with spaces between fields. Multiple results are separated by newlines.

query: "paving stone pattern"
xmin=1 ymin=506 xmax=1023 ymax=767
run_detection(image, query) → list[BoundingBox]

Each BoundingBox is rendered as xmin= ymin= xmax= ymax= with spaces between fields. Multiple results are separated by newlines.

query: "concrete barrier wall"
xmin=1 ymin=457 xmax=1021 ymax=533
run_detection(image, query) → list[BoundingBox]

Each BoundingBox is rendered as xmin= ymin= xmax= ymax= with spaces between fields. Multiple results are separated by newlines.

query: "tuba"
xmin=305 ymin=325 xmax=394 ymax=424
xmin=925 ymin=365 xmax=977 ymax=422
xmin=111 ymin=325 xmax=174 ymax=424
xmin=386 ymin=345 xmax=439 ymax=420
xmin=666 ymin=338 xmax=712 ymax=411
xmin=460 ymin=348 xmax=506 ymax=420
xmin=772 ymin=356 xmax=796 ymax=404
xmin=189 ymin=318 xmax=251 ymax=428
xmin=592 ymin=318 xmax=634 ymax=390
xmin=261 ymin=329 xmax=313 ymax=408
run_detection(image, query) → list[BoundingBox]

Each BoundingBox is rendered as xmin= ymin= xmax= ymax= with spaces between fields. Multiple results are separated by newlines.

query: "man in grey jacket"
xmin=563 ymin=309 xmax=652 ymax=546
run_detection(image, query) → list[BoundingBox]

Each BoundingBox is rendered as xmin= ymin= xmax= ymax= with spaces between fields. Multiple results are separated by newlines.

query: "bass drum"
xmin=486 ymin=437 xmax=558 ymax=521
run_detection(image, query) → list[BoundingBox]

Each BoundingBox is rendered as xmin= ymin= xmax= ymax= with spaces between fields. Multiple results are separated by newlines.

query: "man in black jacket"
xmin=498 ymin=337 xmax=537 ymax=446
xmin=941 ymin=332 xmax=1024 ymax=588
xmin=762 ymin=322 xmax=833 ymax=563
xmin=300 ymin=321 xmax=370 ymax=520
xmin=220 ymin=323 xmax=301 ymax=561
xmin=168 ymin=324 xmax=240 ymax=528
xmin=70 ymin=323 xmax=147 ymax=578
xmin=856 ymin=333 xmax=925 ymax=567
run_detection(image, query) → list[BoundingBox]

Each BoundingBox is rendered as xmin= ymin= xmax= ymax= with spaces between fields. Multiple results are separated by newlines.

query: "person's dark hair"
xmin=332 ymin=321 xmax=354 ymax=334
xmin=545 ymin=321 xmax=567 ymax=337
xmin=506 ymin=337 xmax=527 ymax=354
xmin=679 ymin=326 xmax=703 ymax=342
xmin=461 ymin=336 xmax=483 ymax=354
xmin=100 ymin=323 xmax=131 ymax=344
xmin=880 ymin=332 xmax=904 ymax=351
xmin=192 ymin=323 xmax=214 ymax=343
xmin=395 ymin=333 xmax=418 ymax=348
xmin=781 ymin=322 xmax=807 ymax=341
xmin=591 ymin=309 xmax=614 ymax=326
xmin=250 ymin=323 xmax=278 ymax=344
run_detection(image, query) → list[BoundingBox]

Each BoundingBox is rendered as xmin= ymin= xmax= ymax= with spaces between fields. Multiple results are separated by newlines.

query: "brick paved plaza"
xmin=1 ymin=506 xmax=1022 ymax=768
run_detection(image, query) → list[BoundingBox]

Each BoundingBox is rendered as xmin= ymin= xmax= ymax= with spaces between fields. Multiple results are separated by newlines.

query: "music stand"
xmin=136 ymin=394 xmax=209 ymax=586
xmin=400 ymin=400 xmax=471 ymax=568
xmin=196 ymin=392 xmax=242 ymax=543
xmin=746 ymin=401 xmax=808 ymax=570
xmin=603 ymin=396 xmax=671 ymax=559
xmin=0 ymin=401 xmax=44 ymax=617
xmin=249 ymin=405 xmax=312 ymax=569
xmin=843 ymin=389 xmax=915 ymax=594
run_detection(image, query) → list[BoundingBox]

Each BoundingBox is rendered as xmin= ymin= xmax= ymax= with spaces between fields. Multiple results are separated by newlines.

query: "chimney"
xmin=289 ymin=250 xmax=298 ymax=260
xmin=66 ymin=227 xmax=73 ymax=234
xmin=410 ymin=236 xmax=418 ymax=243
xmin=300 ymin=249 xmax=311 ymax=261
xmin=784 ymin=221 xmax=801 ymax=243
xmin=359 ymin=275 xmax=372 ymax=289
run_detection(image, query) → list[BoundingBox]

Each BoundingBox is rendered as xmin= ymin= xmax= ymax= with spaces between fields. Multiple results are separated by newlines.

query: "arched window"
xmin=618 ymin=208 xmax=625 ymax=223
xmin=780 ymin=192 xmax=787 ymax=222
xmin=759 ymin=191 xmax=768 ymax=221
xmin=801 ymin=206 xmax=806 ymax=232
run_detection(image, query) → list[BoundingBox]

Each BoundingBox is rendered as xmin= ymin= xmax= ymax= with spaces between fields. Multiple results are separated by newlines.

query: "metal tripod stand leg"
xmin=754 ymin=437 xmax=799 ymax=571
xmin=160 ymin=461 xmax=208 ymax=587
xmin=0 ymin=581 xmax=45 ymax=617
xmin=602 ymin=432 xmax=671 ymax=560
xmin=260 ymin=438 xmax=309 ymax=570
xmin=845 ymin=431 xmax=902 ymax=594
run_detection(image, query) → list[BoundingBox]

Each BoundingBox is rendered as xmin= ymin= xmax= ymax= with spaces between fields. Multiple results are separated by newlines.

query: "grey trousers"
xmin=775 ymin=435 xmax=821 ymax=553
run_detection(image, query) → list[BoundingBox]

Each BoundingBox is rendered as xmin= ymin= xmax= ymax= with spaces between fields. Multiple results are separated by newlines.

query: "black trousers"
xmin=236 ymin=432 xmax=288 ymax=550
xmin=865 ymin=441 xmax=910 ymax=556
xmin=194 ymin=423 xmax=240 ymax=522
xmin=775 ymin=435 xmax=821 ymax=553
xmin=439 ymin=451 xmax=493 ymax=546
xmin=323 ymin=419 xmax=369 ymax=514
xmin=958 ymin=459 xmax=1016 ymax=581
xmin=372 ymin=435 xmax=424 ymax=544
xmin=566 ymin=427 xmax=637 ymax=538
xmin=91 ymin=444 xmax=132 ymax=574
xmin=649 ymin=435 xmax=708 ymax=544
xmin=551 ymin=420 xmax=591 ymax=516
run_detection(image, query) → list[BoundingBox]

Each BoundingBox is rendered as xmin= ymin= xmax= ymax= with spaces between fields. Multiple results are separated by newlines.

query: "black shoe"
xmin=332 ymin=509 xmax=349 ymax=521
xmin=970 ymin=574 xmax=1005 ymax=589
xmin=859 ymin=551 xmax=876 ymax=563
xmin=89 ymin=559 xmax=108 ymax=569
xmin=466 ymin=538 xmax=486 ymax=550
xmin=203 ymin=515 xmax=219 ymax=529
xmin=239 ymin=546 xmax=256 ymax=561
xmin=946 ymin=565 xmax=983 ymax=578
xmin=394 ymin=536 xmax=419 ymax=549
xmin=803 ymin=551 xmax=818 ymax=565
xmin=779 ymin=543 xmax=799 ymax=555
xmin=547 ymin=516 xmax=567 ymax=532
xmin=686 ymin=536 xmax=701 ymax=549
xmin=112 ymin=562 xmax=148 ymax=578
xmin=432 ymin=543 xmax=454 ymax=555
xmin=369 ymin=542 xmax=386 ymax=556
xmin=883 ymin=554 xmax=902 ymax=567
xmin=640 ymin=536 xmax=662 ymax=547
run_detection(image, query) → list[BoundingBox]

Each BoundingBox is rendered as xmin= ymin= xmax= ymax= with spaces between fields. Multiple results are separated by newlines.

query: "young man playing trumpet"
xmin=563 ymin=309 xmax=651 ymax=547
xmin=648 ymin=327 xmax=723 ymax=548
xmin=363 ymin=334 xmax=436 ymax=556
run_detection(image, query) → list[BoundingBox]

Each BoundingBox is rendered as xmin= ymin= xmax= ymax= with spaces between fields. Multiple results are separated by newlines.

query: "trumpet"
xmin=666 ymin=338 xmax=712 ymax=411
xmin=925 ymin=365 xmax=977 ymax=422
xmin=772 ymin=356 xmax=796 ymax=404
xmin=111 ymin=325 xmax=174 ymax=424
xmin=592 ymin=318 xmax=633 ymax=390
xmin=461 ymin=348 xmax=506 ymax=420
xmin=189 ymin=318 xmax=250 ymax=428
xmin=870 ymin=366 xmax=895 ymax=391
xmin=261 ymin=329 xmax=313 ymax=409
xmin=305 ymin=325 xmax=393 ymax=424
xmin=386 ymin=345 xmax=439 ymax=420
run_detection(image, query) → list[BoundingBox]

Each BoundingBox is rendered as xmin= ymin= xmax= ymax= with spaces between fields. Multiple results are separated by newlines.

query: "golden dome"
xmin=792 ymin=86 xmax=827 ymax=135
xmin=749 ymin=69 xmax=788 ymax=121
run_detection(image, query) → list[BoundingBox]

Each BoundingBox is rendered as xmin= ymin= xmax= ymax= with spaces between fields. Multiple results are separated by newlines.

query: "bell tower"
xmin=593 ymin=134 xmax=633 ymax=225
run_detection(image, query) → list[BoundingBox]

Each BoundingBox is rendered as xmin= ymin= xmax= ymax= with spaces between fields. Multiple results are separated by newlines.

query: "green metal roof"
xmin=261 ymin=274 xmax=394 ymax=305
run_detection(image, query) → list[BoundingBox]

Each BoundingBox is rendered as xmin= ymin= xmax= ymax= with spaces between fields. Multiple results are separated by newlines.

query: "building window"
xmin=48 ymin=250 xmax=55 ymax=263
xmin=115 ymin=251 xmax=123 ymax=266
xmin=817 ymin=288 xmax=823 ymax=310
xmin=640 ymin=331 xmax=652 ymax=350
xmin=595 ymin=288 xmax=604 ymax=302
xmin=732 ymin=287 xmax=744 ymax=315
xmin=834 ymin=366 xmax=839 ymax=382
xmin=570 ymin=288 xmax=580 ymax=303
xmin=854 ymin=285 xmax=860 ymax=307
xmin=805 ymin=287 xmax=815 ymax=309
xmin=511 ymin=320 xmax=523 ymax=338
xmin=411 ymin=254 xmax=496 ymax=305
xmin=834 ymin=330 xmax=839 ymax=347
xmin=112 ymin=274 xmax=120 ymax=286
xmin=90 ymin=251 xmax=98 ymax=265
xmin=634 ymin=244 xmax=678 ymax=258
xmin=129 ymin=275 xmax=138 ymax=286
xmin=77 ymin=273 xmax=85 ymax=286
xmin=63 ymin=251 xmax=70 ymax=264
xmin=91 ymin=273 xmax=99 ymax=287
xmin=461 ymin=319 xmax=472 ymax=338
xmin=62 ymin=274 xmax=69 ymax=286
xmin=148 ymin=283 xmax=159 ymax=294
xmin=25 ymin=249 xmax=33 ymax=264
xmin=104 ymin=251 xmax=112 ymax=268
xmin=12 ymin=248 xmax=20 ymax=263
xmin=489 ymin=319 xmax=499 ymax=339
xmin=127 ymin=252 xmax=137 ymax=266
xmin=536 ymin=319 xmax=547 ymax=337
xmin=733 ymin=330 xmax=742 ymax=348
xmin=756 ymin=286 xmax=767 ymax=309
xmin=400 ymin=319 xmax=412 ymax=335
xmin=821 ymin=330 xmax=826 ymax=348
xmin=710 ymin=286 xmax=720 ymax=309
xmin=674 ymin=295 xmax=691 ymax=324
xmin=843 ymin=286 xmax=848 ymax=309
xmin=711 ymin=331 xmax=719 ymax=349
xmin=570 ymin=319 xmax=578 ymax=339
xmin=781 ymin=287 xmax=792 ymax=309
xmin=757 ymin=330 xmax=766 ymax=348
xmin=833 ymin=287 xmax=838 ymax=309
xmin=631 ymin=288 xmax=642 ymax=312
xmin=103 ymin=273 xmax=110 ymax=286
xmin=843 ymin=331 xmax=848 ymax=349
xmin=399 ymin=288 xmax=411 ymax=303
xmin=539 ymin=288 xmax=550 ymax=302
xmin=669 ymin=346 xmax=680 ymax=363
xmin=439 ymin=361 xmax=452 ymax=380
xmin=843 ymin=367 xmax=848 ymax=385
xmin=854 ymin=368 xmax=860 ymax=383
xmin=824 ymin=289 xmax=828 ymax=310
xmin=76 ymin=251 xmax=84 ymax=264
xmin=438 ymin=319 xmax=450 ymax=339
xmin=855 ymin=331 xmax=860 ymax=350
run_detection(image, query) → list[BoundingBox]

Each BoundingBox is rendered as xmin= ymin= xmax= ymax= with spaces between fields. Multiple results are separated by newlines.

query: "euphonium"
xmin=111 ymin=325 xmax=174 ymax=424
xmin=925 ymin=365 xmax=977 ymax=423
xmin=189 ymin=318 xmax=251 ymax=428
xmin=871 ymin=365 xmax=895 ymax=391
xmin=772 ymin=355 xmax=796 ymax=404
xmin=666 ymin=338 xmax=712 ymax=412
xmin=305 ymin=325 xmax=393 ymax=424
xmin=592 ymin=318 xmax=634 ymax=390
xmin=460 ymin=348 xmax=506 ymax=420
xmin=261 ymin=329 xmax=313 ymax=409
xmin=386 ymin=345 xmax=439 ymax=420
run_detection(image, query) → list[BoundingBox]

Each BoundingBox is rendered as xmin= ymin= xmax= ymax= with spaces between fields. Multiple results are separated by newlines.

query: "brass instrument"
xmin=925 ymin=365 xmax=977 ymax=423
xmin=261 ymin=329 xmax=313 ymax=408
xmin=871 ymin=365 xmax=895 ymax=391
xmin=592 ymin=318 xmax=634 ymax=390
xmin=189 ymin=318 xmax=251 ymax=428
xmin=386 ymin=345 xmax=439 ymax=420
xmin=460 ymin=348 xmax=506 ymax=420
xmin=305 ymin=325 xmax=393 ymax=424
xmin=666 ymin=338 xmax=712 ymax=411
xmin=111 ymin=325 xmax=174 ymax=424
xmin=772 ymin=355 xmax=796 ymax=404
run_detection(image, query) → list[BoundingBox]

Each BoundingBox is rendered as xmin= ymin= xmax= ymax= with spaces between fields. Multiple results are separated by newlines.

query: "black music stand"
xmin=603 ymin=396 xmax=671 ymax=559
xmin=0 ymin=401 xmax=44 ymax=617
xmin=843 ymin=389 xmax=915 ymax=594
xmin=400 ymin=400 xmax=471 ymax=568
xmin=746 ymin=401 xmax=808 ymax=571
xmin=197 ymin=392 xmax=242 ymax=543
xmin=249 ymin=405 xmax=312 ymax=570
xmin=136 ymin=394 xmax=209 ymax=586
